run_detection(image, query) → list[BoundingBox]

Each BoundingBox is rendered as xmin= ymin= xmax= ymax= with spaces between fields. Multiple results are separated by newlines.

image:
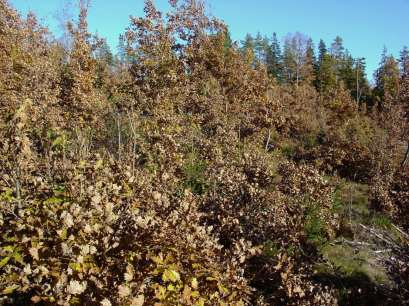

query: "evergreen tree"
xmin=400 ymin=46 xmax=409 ymax=78
xmin=302 ymin=38 xmax=316 ymax=85
xmin=330 ymin=36 xmax=345 ymax=59
xmin=352 ymin=57 xmax=371 ymax=105
xmin=374 ymin=47 xmax=400 ymax=107
xmin=254 ymin=32 xmax=266 ymax=64
xmin=338 ymin=51 xmax=355 ymax=92
xmin=266 ymin=32 xmax=283 ymax=81
xmin=315 ymin=39 xmax=330 ymax=92
xmin=241 ymin=33 xmax=255 ymax=64
xmin=317 ymin=39 xmax=327 ymax=64
xmin=282 ymin=36 xmax=296 ymax=84
xmin=330 ymin=36 xmax=345 ymax=83
xmin=224 ymin=29 xmax=233 ymax=50
xmin=94 ymin=36 xmax=113 ymax=66
xmin=316 ymin=53 xmax=336 ymax=94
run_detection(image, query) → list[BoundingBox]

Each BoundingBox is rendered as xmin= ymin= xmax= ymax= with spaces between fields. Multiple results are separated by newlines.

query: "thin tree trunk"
xmin=15 ymin=166 xmax=22 ymax=210
xmin=401 ymin=141 xmax=409 ymax=167
xmin=117 ymin=114 xmax=121 ymax=160
xmin=265 ymin=129 xmax=271 ymax=152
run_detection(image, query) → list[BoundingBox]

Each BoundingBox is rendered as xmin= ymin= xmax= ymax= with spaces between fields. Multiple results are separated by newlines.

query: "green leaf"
xmin=51 ymin=135 xmax=66 ymax=149
xmin=44 ymin=197 xmax=64 ymax=205
xmin=0 ymin=256 xmax=10 ymax=268
xmin=2 ymin=284 xmax=19 ymax=295
xmin=162 ymin=269 xmax=180 ymax=283
xmin=151 ymin=256 xmax=164 ymax=265
xmin=3 ymin=245 xmax=14 ymax=253
xmin=217 ymin=283 xmax=229 ymax=295
xmin=191 ymin=277 xmax=198 ymax=289
xmin=69 ymin=262 xmax=82 ymax=272
xmin=12 ymin=252 xmax=24 ymax=265
xmin=0 ymin=188 xmax=14 ymax=202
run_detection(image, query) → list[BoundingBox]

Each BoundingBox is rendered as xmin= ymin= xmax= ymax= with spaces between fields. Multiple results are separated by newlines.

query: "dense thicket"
xmin=0 ymin=1 xmax=408 ymax=305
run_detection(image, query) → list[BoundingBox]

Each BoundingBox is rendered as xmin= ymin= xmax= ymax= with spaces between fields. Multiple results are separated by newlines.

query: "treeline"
xmin=238 ymin=32 xmax=408 ymax=107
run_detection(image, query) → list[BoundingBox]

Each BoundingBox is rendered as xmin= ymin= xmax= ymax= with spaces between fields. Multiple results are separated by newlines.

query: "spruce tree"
xmin=316 ymin=53 xmax=336 ymax=94
xmin=318 ymin=39 xmax=327 ymax=65
xmin=302 ymin=38 xmax=316 ymax=85
xmin=254 ymin=32 xmax=265 ymax=64
xmin=374 ymin=47 xmax=400 ymax=107
xmin=400 ymin=46 xmax=409 ymax=78
xmin=330 ymin=36 xmax=345 ymax=83
xmin=241 ymin=33 xmax=255 ymax=64
xmin=266 ymin=32 xmax=283 ymax=81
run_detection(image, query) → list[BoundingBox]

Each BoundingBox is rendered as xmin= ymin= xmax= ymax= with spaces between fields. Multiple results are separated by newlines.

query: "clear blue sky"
xmin=9 ymin=0 xmax=409 ymax=81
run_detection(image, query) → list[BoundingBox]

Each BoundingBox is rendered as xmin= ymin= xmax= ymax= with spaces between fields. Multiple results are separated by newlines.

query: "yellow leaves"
xmin=151 ymin=254 xmax=164 ymax=265
xmin=154 ymin=285 xmax=167 ymax=300
xmin=51 ymin=134 xmax=67 ymax=151
xmin=0 ymin=188 xmax=15 ymax=202
xmin=162 ymin=269 xmax=180 ymax=283
xmin=1 ymin=245 xmax=24 ymax=267
xmin=94 ymin=159 xmax=104 ymax=170
xmin=2 ymin=284 xmax=19 ymax=295
xmin=191 ymin=277 xmax=198 ymax=289
xmin=217 ymin=283 xmax=229 ymax=295
xmin=43 ymin=197 xmax=64 ymax=205
xmin=0 ymin=256 xmax=10 ymax=268
xmin=69 ymin=262 xmax=82 ymax=272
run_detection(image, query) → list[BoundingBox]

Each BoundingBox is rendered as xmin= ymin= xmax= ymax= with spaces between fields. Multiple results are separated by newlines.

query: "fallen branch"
xmin=359 ymin=223 xmax=397 ymax=246
xmin=334 ymin=238 xmax=373 ymax=247
xmin=392 ymin=224 xmax=409 ymax=241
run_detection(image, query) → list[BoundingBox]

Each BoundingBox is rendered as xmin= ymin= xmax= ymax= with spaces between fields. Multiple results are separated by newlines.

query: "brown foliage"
xmin=1 ymin=0 xmax=409 ymax=305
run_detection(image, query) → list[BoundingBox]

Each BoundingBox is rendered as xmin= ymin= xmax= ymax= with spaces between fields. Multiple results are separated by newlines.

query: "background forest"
xmin=1 ymin=0 xmax=409 ymax=305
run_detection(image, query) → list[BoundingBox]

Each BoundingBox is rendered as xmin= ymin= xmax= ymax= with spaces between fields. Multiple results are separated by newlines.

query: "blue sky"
xmin=9 ymin=0 xmax=409 ymax=81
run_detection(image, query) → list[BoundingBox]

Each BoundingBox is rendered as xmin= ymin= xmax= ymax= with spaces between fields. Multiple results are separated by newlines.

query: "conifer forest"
xmin=1 ymin=0 xmax=409 ymax=305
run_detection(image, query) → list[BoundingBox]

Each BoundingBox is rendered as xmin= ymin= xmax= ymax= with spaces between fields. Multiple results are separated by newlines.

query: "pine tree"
xmin=352 ymin=57 xmax=371 ymax=105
